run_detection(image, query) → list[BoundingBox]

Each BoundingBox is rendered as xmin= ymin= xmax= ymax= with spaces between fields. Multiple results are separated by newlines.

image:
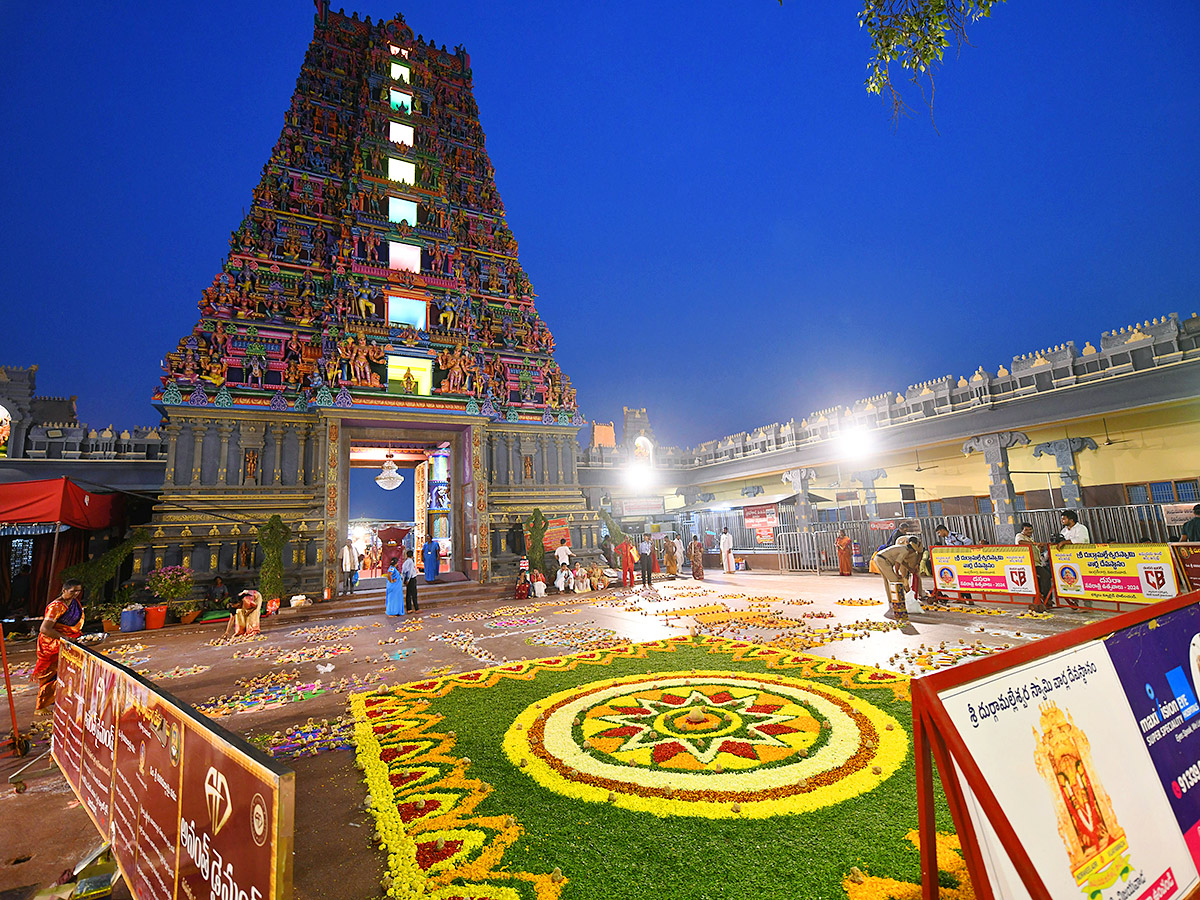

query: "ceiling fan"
xmin=1100 ymin=418 xmax=1130 ymax=446
xmin=913 ymin=449 xmax=939 ymax=473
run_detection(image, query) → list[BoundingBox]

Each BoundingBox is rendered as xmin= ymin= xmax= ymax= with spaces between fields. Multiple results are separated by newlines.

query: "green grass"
xmin=375 ymin=642 xmax=958 ymax=899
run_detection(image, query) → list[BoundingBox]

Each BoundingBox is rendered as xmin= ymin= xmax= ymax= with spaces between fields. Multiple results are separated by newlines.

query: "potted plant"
xmin=145 ymin=566 xmax=194 ymax=629
xmin=172 ymin=596 xmax=206 ymax=626
xmin=98 ymin=601 xmax=124 ymax=633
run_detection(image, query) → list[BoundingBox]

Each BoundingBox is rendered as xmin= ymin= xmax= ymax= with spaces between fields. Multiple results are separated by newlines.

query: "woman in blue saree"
xmin=385 ymin=557 xmax=405 ymax=616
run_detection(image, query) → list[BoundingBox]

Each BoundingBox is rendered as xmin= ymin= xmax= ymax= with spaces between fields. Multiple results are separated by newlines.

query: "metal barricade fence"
xmin=776 ymin=529 xmax=821 ymax=573
xmin=700 ymin=502 xmax=1179 ymax=572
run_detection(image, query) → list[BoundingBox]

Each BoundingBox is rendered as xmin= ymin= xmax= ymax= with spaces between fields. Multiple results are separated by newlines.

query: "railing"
xmin=710 ymin=504 xmax=1184 ymax=570
xmin=777 ymin=530 xmax=822 ymax=574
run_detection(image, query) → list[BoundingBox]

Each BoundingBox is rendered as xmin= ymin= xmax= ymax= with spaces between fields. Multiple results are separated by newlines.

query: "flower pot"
xmin=120 ymin=609 xmax=145 ymax=633
xmin=144 ymin=604 xmax=168 ymax=629
xmin=180 ymin=610 xmax=201 ymax=625
xmin=103 ymin=619 xmax=120 ymax=633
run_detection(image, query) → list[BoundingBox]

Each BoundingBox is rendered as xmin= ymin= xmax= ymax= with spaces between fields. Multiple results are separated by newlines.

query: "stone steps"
xmin=276 ymin=579 xmax=511 ymax=623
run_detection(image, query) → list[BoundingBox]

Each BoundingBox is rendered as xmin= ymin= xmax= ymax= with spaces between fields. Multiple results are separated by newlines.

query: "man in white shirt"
xmin=673 ymin=535 xmax=686 ymax=576
xmin=400 ymin=550 xmax=420 ymax=612
xmin=340 ymin=542 xmax=357 ymax=595
xmin=554 ymin=538 xmax=573 ymax=568
xmin=637 ymin=535 xmax=653 ymax=587
xmin=719 ymin=527 xmax=735 ymax=573
xmin=554 ymin=562 xmax=574 ymax=593
xmin=1057 ymin=510 xmax=1091 ymax=546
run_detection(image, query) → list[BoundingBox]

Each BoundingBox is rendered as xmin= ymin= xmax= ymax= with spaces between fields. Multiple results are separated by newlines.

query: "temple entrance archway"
xmin=323 ymin=414 xmax=484 ymax=594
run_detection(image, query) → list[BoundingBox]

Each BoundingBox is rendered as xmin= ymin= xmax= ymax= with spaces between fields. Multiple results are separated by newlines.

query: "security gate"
xmin=776 ymin=530 xmax=822 ymax=574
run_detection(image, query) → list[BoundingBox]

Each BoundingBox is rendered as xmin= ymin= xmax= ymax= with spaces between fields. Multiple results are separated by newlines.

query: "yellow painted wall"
xmin=693 ymin=399 xmax=1200 ymax=504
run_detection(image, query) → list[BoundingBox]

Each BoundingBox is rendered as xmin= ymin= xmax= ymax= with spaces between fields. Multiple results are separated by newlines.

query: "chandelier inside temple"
xmin=375 ymin=453 xmax=404 ymax=491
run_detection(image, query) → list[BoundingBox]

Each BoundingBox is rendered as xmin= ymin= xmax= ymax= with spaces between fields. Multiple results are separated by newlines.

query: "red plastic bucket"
xmin=144 ymin=604 xmax=168 ymax=629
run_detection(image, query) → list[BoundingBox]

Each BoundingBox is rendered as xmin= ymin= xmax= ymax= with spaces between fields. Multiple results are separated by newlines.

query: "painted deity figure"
xmin=1033 ymin=703 xmax=1127 ymax=880
xmin=400 ymin=368 xmax=418 ymax=394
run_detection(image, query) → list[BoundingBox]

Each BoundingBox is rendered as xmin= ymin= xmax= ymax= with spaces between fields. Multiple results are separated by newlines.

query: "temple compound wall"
xmin=143 ymin=6 xmax=598 ymax=595
xmin=580 ymin=313 xmax=1200 ymax=545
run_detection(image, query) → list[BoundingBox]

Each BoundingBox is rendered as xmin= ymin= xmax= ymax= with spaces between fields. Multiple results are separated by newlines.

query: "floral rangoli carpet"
xmin=351 ymin=635 xmax=967 ymax=900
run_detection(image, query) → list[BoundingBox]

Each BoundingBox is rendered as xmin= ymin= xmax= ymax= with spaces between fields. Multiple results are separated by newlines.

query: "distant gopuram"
xmin=144 ymin=3 xmax=597 ymax=594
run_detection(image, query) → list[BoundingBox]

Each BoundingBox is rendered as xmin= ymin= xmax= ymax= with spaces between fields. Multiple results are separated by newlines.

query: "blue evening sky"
xmin=1 ymin=1 xmax=1196 ymax=448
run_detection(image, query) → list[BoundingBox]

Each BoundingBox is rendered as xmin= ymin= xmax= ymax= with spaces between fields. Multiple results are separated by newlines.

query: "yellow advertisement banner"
xmin=1050 ymin=544 xmax=1179 ymax=604
xmin=929 ymin=546 xmax=1038 ymax=596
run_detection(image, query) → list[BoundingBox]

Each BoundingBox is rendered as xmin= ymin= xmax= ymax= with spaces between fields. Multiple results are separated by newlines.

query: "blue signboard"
xmin=1105 ymin=603 xmax=1200 ymax=867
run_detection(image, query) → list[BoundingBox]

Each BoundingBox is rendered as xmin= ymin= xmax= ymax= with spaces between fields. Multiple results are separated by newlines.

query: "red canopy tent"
xmin=0 ymin=477 xmax=120 ymax=615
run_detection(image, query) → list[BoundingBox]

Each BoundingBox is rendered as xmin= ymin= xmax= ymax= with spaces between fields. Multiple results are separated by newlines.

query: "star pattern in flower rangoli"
xmin=581 ymin=685 xmax=823 ymax=769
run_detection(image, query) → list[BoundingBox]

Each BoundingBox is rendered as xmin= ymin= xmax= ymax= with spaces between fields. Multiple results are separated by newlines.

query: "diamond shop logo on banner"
xmin=205 ymin=767 xmax=232 ymax=836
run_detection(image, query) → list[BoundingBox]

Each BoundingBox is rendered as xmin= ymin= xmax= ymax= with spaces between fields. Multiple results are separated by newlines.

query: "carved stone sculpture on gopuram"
xmin=144 ymin=3 xmax=598 ymax=592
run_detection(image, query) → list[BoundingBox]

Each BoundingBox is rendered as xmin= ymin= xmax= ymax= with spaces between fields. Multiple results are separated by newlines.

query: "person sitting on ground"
xmin=222 ymin=589 xmax=263 ymax=639
xmin=207 ymin=576 xmax=230 ymax=611
xmin=514 ymin=571 xmax=530 ymax=601
xmin=530 ymin=567 xmax=547 ymax=598
xmin=873 ymin=537 xmax=924 ymax=622
xmin=554 ymin=561 xmax=574 ymax=593
xmin=572 ymin=561 xmax=591 ymax=593
xmin=589 ymin=563 xmax=607 ymax=591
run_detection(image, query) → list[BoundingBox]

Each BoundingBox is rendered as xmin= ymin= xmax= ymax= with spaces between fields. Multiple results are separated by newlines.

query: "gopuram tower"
xmin=143 ymin=3 xmax=596 ymax=596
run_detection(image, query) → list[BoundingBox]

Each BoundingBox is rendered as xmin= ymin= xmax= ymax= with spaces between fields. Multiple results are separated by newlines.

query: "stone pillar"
xmin=553 ymin=434 xmax=564 ymax=483
xmin=216 ymin=422 xmax=234 ymax=485
xmin=190 ymin=420 xmax=206 ymax=485
xmin=504 ymin=434 xmax=513 ymax=483
xmin=296 ymin=424 xmax=309 ymax=485
xmin=163 ymin=423 xmax=183 ymax=485
xmin=271 ymin=422 xmax=284 ymax=486
xmin=538 ymin=434 xmax=549 ymax=484
xmin=852 ymin=468 xmax=888 ymax=519
xmin=1033 ymin=437 xmax=1098 ymax=510
xmin=963 ymin=431 xmax=1030 ymax=543
xmin=781 ymin=467 xmax=818 ymax=531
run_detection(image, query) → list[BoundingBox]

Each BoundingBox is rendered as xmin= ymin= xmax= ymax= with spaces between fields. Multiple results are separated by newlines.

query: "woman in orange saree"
xmin=836 ymin=530 xmax=854 ymax=576
xmin=31 ymin=579 xmax=85 ymax=713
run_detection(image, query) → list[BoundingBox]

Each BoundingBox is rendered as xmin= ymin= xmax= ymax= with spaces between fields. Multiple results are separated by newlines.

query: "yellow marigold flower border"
xmin=350 ymin=635 xmax=914 ymax=899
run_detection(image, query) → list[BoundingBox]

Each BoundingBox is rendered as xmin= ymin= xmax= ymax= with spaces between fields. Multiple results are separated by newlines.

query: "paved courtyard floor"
xmin=0 ymin=570 xmax=1110 ymax=898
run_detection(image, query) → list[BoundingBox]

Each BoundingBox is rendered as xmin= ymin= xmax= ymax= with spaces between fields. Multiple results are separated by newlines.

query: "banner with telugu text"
xmin=1051 ymin=543 xmax=1179 ymax=604
xmin=742 ymin=504 xmax=779 ymax=529
xmin=936 ymin=641 xmax=1199 ymax=900
xmin=929 ymin=546 xmax=1038 ymax=596
xmin=52 ymin=643 xmax=294 ymax=900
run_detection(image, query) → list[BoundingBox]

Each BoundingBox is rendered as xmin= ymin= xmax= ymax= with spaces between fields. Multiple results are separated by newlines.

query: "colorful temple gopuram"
xmin=144 ymin=3 xmax=597 ymax=594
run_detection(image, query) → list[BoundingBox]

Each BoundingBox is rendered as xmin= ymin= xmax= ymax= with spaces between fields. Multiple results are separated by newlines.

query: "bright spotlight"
xmin=623 ymin=464 xmax=656 ymax=493
xmin=833 ymin=425 xmax=877 ymax=462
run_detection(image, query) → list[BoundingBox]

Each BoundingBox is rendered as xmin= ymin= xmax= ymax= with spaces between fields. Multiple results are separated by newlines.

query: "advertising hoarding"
xmin=929 ymin=546 xmax=1038 ymax=596
xmin=1051 ymin=544 xmax=1179 ymax=604
xmin=52 ymin=644 xmax=294 ymax=900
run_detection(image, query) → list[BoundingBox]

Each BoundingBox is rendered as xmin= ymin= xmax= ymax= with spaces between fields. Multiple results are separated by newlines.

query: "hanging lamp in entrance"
xmin=375 ymin=453 xmax=404 ymax=491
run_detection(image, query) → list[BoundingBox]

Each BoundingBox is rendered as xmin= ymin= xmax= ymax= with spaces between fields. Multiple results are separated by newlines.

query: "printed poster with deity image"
xmin=937 ymin=641 xmax=1198 ymax=900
